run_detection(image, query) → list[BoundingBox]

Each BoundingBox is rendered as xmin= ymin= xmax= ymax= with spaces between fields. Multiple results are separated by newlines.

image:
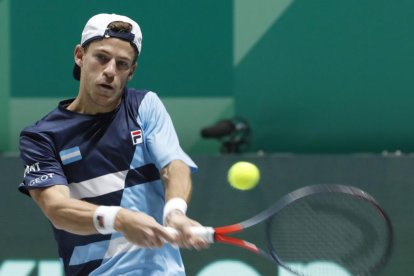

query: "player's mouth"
xmin=99 ymin=83 xmax=114 ymax=90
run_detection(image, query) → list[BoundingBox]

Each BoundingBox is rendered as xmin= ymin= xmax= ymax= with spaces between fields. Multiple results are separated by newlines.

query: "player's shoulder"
xmin=21 ymin=106 xmax=62 ymax=135
xmin=125 ymin=87 xmax=159 ymax=100
xmin=20 ymin=99 xmax=76 ymax=139
xmin=124 ymin=87 xmax=162 ymax=107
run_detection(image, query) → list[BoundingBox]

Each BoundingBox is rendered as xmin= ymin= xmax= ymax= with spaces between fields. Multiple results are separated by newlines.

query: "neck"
xmin=66 ymin=93 xmax=121 ymax=114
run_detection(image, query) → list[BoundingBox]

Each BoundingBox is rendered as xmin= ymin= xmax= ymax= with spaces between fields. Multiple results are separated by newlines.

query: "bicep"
xmin=160 ymin=160 xmax=191 ymax=182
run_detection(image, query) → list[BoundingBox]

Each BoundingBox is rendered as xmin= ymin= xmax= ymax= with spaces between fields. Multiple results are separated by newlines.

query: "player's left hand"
xmin=165 ymin=211 xmax=210 ymax=250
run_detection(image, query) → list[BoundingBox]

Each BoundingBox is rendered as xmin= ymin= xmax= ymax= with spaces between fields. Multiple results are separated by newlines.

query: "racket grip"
xmin=164 ymin=226 xmax=215 ymax=243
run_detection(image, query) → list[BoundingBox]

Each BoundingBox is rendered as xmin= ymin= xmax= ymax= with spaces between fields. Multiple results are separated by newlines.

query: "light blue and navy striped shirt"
xmin=19 ymin=88 xmax=196 ymax=275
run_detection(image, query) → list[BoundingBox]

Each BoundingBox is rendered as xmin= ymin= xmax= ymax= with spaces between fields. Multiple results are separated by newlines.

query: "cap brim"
xmin=73 ymin=64 xmax=80 ymax=80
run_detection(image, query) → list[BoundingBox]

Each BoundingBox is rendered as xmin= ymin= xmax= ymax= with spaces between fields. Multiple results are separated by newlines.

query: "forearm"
xmin=160 ymin=160 xmax=209 ymax=249
xmin=30 ymin=185 xmax=98 ymax=235
xmin=161 ymin=159 xmax=195 ymax=227
xmin=30 ymin=185 xmax=175 ymax=247
xmin=47 ymin=198 xmax=98 ymax=235
xmin=161 ymin=159 xmax=192 ymax=202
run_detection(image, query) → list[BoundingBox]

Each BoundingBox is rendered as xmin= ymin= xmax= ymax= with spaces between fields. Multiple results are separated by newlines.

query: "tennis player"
xmin=18 ymin=13 xmax=207 ymax=275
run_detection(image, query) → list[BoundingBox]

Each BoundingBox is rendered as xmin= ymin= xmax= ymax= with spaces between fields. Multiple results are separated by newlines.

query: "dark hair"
xmin=107 ymin=21 xmax=133 ymax=32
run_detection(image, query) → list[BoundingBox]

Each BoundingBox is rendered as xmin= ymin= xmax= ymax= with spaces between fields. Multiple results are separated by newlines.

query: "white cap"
xmin=73 ymin=13 xmax=142 ymax=80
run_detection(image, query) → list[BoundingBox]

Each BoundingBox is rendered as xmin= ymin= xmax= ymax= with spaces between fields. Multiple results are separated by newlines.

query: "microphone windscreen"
xmin=201 ymin=120 xmax=236 ymax=138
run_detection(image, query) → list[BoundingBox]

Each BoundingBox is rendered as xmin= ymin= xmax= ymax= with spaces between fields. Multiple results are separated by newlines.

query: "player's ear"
xmin=128 ymin=63 xmax=137 ymax=81
xmin=74 ymin=45 xmax=84 ymax=67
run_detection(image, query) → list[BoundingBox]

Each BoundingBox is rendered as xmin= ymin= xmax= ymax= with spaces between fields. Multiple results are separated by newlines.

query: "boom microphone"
xmin=201 ymin=120 xmax=236 ymax=138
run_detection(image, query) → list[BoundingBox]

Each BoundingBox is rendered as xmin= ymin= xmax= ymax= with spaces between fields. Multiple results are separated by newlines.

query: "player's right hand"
xmin=164 ymin=211 xmax=210 ymax=250
xmin=114 ymin=208 xmax=175 ymax=248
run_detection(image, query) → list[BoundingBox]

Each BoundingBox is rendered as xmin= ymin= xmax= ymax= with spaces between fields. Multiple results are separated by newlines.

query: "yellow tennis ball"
xmin=227 ymin=161 xmax=260 ymax=190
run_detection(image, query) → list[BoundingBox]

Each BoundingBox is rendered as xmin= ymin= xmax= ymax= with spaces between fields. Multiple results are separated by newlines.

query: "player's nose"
xmin=103 ymin=59 xmax=116 ymax=78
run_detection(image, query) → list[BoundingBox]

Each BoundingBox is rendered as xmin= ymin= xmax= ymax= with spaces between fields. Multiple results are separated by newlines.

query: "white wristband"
xmin=93 ymin=206 xmax=122 ymax=235
xmin=163 ymin=197 xmax=187 ymax=225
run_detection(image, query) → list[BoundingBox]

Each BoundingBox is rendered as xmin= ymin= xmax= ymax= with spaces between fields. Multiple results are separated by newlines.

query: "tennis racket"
xmin=167 ymin=184 xmax=393 ymax=276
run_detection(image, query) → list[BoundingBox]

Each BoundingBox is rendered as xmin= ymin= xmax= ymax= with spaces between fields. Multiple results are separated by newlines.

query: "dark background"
xmin=2 ymin=154 xmax=412 ymax=275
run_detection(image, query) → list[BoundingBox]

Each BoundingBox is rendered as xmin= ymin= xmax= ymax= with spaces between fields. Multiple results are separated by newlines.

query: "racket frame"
xmin=211 ymin=184 xmax=394 ymax=275
xmin=166 ymin=184 xmax=393 ymax=275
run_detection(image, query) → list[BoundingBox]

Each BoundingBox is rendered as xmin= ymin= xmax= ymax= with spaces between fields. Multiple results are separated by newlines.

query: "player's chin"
xmin=93 ymin=93 xmax=122 ymax=108
xmin=96 ymin=88 xmax=119 ymax=98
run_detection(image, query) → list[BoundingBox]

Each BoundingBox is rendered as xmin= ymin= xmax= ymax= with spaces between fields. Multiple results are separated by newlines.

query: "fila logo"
xmin=131 ymin=130 xmax=143 ymax=145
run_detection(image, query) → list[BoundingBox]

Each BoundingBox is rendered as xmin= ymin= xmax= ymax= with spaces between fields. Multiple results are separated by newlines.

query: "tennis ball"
xmin=227 ymin=161 xmax=260 ymax=190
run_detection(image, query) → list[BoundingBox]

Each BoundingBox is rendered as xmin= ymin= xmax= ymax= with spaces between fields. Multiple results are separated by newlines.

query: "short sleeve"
xmin=19 ymin=130 xmax=68 ymax=196
xmin=138 ymin=92 xmax=197 ymax=172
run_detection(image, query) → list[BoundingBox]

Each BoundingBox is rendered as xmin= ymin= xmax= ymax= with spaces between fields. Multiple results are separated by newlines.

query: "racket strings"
xmin=268 ymin=193 xmax=391 ymax=276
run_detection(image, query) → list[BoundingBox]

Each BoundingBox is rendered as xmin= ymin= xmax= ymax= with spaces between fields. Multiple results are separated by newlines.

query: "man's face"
xmin=75 ymin=38 xmax=137 ymax=112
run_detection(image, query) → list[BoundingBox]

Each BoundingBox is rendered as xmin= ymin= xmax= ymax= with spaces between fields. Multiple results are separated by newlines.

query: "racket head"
xmin=262 ymin=184 xmax=393 ymax=276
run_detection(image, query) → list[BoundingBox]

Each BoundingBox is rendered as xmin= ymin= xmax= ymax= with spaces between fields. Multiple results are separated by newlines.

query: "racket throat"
xmin=215 ymin=235 xmax=260 ymax=254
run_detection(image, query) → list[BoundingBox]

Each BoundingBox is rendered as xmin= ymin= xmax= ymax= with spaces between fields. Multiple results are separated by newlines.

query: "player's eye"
xmin=116 ymin=60 xmax=131 ymax=71
xmin=95 ymin=53 xmax=110 ymax=64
